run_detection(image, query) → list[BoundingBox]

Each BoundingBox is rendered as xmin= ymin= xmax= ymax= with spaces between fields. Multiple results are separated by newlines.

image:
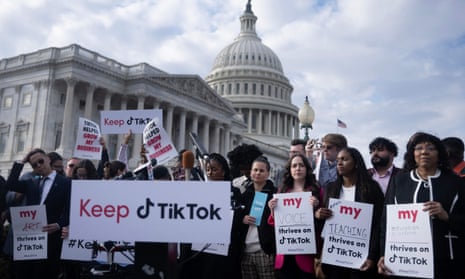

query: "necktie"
xmin=39 ymin=177 xmax=48 ymax=201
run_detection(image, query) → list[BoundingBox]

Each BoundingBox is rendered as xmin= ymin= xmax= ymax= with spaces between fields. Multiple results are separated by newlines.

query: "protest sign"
xmin=74 ymin=117 xmax=102 ymax=160
xmin=69 ymin=180 xmax=231 ymax=243
xmin=249 ymin=191 xmax=267 ymax=225
xmin=273 ymin=192 xmax=316 ymax=255
xmin=143 ymin=118 xmax=178 ymax=165
xmin=191 ymin=210 xmax=234 ymax=256
xmin=10 ymin=205 xmax=48 ymax=260
xmin=385 ymin=203 xmax=433 ymax=278
xmin=100 ymin=109 xmax=163 ymax=134
xmin=321 ymin=198 xmax=373 ymax=269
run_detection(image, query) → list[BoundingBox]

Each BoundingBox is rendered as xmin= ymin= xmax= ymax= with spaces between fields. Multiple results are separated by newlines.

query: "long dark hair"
xmin=281 ymin=154 xmax=319 ymax=195
xmin=329 ymin=147 xmax=377 ymax=202
xmin=207 ymin=153 xmax=231 ymax=181
xmin=403 ymin=132 xmax=450 ymax=172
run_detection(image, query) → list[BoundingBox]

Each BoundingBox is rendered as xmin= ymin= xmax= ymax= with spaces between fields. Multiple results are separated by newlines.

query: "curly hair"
xmin=403 ymin=132 xmax=450 ymax=172
xmin=207 ymin=153 xmax=231 ymax=181
xmin=227 ymin=144 xmax=262 ymax=179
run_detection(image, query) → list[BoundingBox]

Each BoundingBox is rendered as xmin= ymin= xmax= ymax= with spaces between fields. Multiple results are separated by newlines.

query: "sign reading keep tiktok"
xmin=69 ymin=180 xmax=231 ymax=243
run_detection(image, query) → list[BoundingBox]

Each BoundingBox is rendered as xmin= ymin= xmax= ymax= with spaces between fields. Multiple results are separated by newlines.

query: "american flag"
xmin=337 ymin=119 xmax=347 ymax=128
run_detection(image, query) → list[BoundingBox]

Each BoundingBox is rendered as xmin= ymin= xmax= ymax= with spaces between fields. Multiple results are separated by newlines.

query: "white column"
xmin=258 ymin=109 xmax=263 ymax=134
xmin=248 ymin=109 xmax=252 ymax=133
xmin=84 ymin=84 xmax=95 ymax=119
xmin=118 ymin=96 xmax=128 ymax=146
xmin=191 ymin=113 xmax=199 ymax=136
xmin=178 ymin=109 xmax=186 ymax=149
xmin=295 ymin=117 xmax=300 ymax=139
xmin=277 ymin=112 xmax=282 ymax=137
xmin=268 ymin=110 xmax=272 ymax=134
xmin=153 ymin=100 xmax=160 ymax=109
xmin=202 ymin=117 xmax=210 ymax=152
xmin=283 ymin=113 xmax=289 ymax=138
xmin=213 ymin=123 xmax=220 ymax=153
xmin=166 ymin=105 xmax=174 ymax=139
xmin=223 ymin=125 xmax=231 ymax=155
xmin=133 ymin=93 xmax=145 ymax=163
xmin=103 ymin=91 xmax=112 ymax=147
xmin=58 ymin=78 xmax=77 ymax=157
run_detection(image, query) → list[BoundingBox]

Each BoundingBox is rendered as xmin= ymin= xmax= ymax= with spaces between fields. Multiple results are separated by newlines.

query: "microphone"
xmin=182 ymin=150 xmax=195 ymax=181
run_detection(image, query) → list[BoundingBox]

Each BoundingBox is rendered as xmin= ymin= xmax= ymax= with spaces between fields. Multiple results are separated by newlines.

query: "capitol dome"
xmin=205 ymin=1 xmax=299 ymax=148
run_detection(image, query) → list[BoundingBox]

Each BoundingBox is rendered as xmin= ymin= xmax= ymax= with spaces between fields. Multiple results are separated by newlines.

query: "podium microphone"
xmin=182 ymin=150 xmax=195 ymax=181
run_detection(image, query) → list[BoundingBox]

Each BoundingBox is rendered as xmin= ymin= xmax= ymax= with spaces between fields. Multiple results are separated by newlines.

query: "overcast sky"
xmin=1 ymin=0 xmax=464 ymax=166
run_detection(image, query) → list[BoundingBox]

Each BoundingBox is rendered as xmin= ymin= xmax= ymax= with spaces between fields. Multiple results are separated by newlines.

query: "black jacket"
xmin=235 ymin=180 xmax=276 ymax=255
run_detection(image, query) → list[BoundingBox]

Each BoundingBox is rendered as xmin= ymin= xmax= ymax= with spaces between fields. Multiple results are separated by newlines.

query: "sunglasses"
xmin=322 ymin=145 xmax=334 ymax=150
xmin=31 ymin=158 xmax=45 ymax=169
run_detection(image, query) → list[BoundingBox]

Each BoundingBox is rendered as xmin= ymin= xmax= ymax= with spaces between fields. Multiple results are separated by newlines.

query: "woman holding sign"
xmin=378 ymin=132 xmax=465 ymax=279
xmin=315 ymin=147 xmax=384 ymax=279
xmin=236 ymin=156 xmax=276 ymax=279
xmin=267 ymin=153 xmax=321 ymax=279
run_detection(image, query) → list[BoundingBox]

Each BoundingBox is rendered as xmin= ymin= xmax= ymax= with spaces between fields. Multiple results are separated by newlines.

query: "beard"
xmin=371 ymin=155 xmax=390 ymax=168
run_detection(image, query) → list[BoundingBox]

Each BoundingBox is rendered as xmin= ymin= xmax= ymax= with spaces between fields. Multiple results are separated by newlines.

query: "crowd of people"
xmin=0 ymin=131 xmax=464 ymax=279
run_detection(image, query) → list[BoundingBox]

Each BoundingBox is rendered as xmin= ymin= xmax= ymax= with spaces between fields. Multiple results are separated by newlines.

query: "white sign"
xmin=321 ymin=199 xmax=373 ymax=269
xmin=191 ymin=210 xmax=234 ymax=256
xmin=100 ymin=109 xmax=163 ymax=134
xmin=273 ymin=192 xmax=316 ymax=255
xmin=143 ymin=118 xmax=178 ymax=165
xmin=69 ymin=180 xmax=231 ymax=243
xmin=10 ymin=205 xmax=48 ymax=260
xmin=61 ymin=237 xmax=133 ymax=264
xmin=385 ymin=203 xmax=434 ymax=278
xmin=74 ymin=117 xmax=102 ymax=160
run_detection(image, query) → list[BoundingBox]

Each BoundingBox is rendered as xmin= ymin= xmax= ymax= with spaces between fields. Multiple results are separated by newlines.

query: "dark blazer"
xmin=6 ymin=161 xmax=71 ymax=260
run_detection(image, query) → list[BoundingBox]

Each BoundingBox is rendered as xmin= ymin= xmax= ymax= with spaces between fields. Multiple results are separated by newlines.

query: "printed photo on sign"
xmin=385 ymin=203 xmax=434 ymax=278
xmin=69 ymin=180 xmax=231 ymax=244
xmin=273 ymin=192 xmax=316 ymax=255
xmin=74 ymin=117 xmax=102 ymax=160
xmin=143 ymin=118 xmax=178 ymax=165
xmin=100 ymin=109 xmax=163 ymax=134
xmin=321 ymin=198 xmax=373 ymax=269
xmin=10 ymin=205 xmax=48 ymax=260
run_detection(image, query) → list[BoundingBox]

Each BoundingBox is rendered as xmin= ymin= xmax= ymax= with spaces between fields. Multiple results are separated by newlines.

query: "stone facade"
xmin=0 ymin=44 xmax=246 ymax=175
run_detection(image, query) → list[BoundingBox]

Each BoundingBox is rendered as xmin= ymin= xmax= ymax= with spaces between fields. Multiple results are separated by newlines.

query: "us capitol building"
xmin=0 ymin=1 xmax=300 ymax=180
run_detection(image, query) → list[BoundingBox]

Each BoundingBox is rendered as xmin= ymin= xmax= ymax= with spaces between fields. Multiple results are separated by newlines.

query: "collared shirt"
xmin=318 ymin=159 xmax=337 ymax=189
xmin=40 ymin=170 xmax=57 ymax=204
xmin=371 ymin=165 xmax=394 ymax=194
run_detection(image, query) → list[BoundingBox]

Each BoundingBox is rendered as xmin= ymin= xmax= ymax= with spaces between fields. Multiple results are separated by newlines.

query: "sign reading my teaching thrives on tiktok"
xmin=69 ymin=180 xmax=231 ymax=243
xmin=321 ymin=199 xmax=373 ymax=269
xmin=385 ymin=203 xmax=433 ymax=278
xmin=100 ymin=109 xmax=163 ymax=134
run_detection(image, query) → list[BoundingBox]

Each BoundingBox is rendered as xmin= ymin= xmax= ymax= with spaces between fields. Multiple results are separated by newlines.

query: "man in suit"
xmin=367 ymin=137 xmax=401 ymax=195
xmin=6 ymin=148 xmax=71 ymax=279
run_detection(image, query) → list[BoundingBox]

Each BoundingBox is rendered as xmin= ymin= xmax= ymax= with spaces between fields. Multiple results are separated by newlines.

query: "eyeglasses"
xmin=322 ymin=145 xmax=334 ymax=150
xmin=31 ymin=158 xmax=45 ymax=169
